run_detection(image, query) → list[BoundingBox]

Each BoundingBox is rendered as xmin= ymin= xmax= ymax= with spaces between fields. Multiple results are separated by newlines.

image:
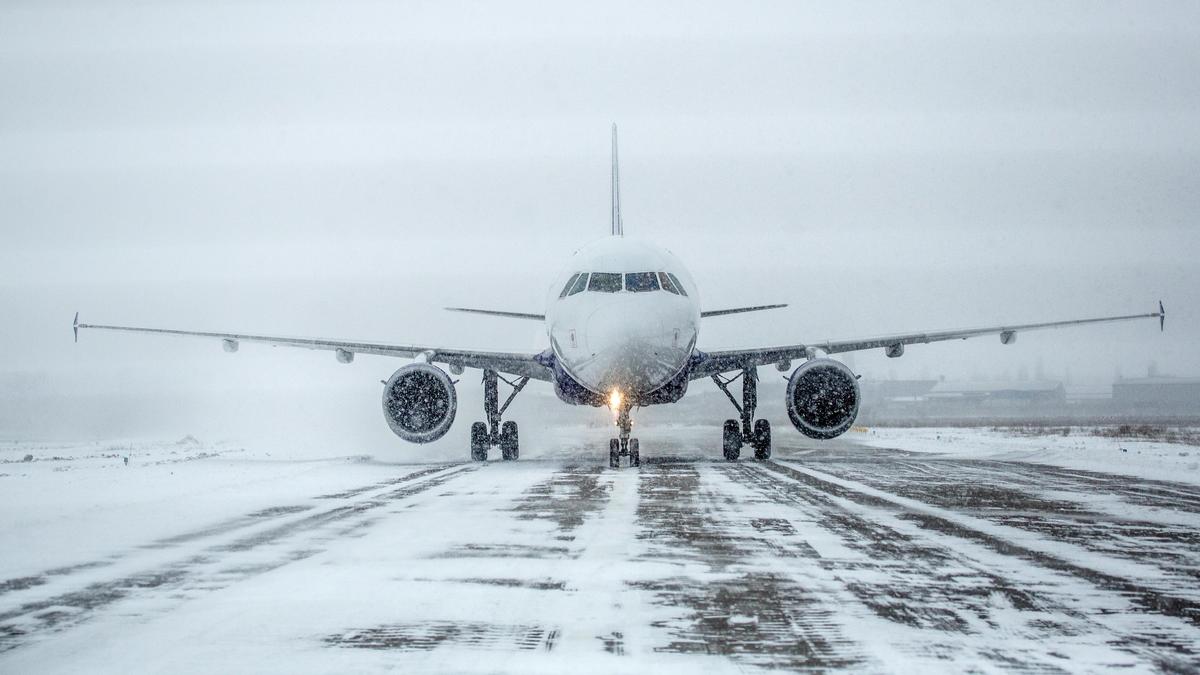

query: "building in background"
xmin=1112 ymin=377 xmax=1200 ymax=414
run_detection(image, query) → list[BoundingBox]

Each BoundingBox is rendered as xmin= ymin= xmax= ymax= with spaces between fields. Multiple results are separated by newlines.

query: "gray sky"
xmin=1 ymin=1 xmax=1197 ymax=444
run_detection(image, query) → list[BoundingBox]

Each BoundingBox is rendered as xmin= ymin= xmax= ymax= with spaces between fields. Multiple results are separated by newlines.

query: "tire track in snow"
xmin=804 ymin=456 xmax=1200 ymax=588
xmin=328 ymin=461 xmax=623 ymax=657
xmin=0 ymin=463 xmax=457 ymax=602
xmin=631 ymin=460 xmax=863 ymax=671
xmin=756 ymin=459 xmax=1200 ymax=669
xmin=0 ymin=463 xmax=474 ymax=654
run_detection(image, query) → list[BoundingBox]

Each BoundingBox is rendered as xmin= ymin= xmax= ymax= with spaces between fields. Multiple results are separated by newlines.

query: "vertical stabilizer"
xmin=611 ymin=124 xmax=623 ymax=237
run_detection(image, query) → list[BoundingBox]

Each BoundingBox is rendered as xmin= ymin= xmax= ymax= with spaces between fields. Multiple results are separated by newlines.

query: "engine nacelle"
xmin=381 ymin=363 xmax=457 ymax=443
xmin=786 ymin=358 xmax=860 ymax=439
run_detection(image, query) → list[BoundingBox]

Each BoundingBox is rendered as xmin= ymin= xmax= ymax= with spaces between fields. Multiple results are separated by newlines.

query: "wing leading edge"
xmin=690 ymin=302 xmax=1166 ymax=380
xmin=73 ymin=316 xmax=552 ymax=381
xmin=444 ymin=307 xmax=546 ymax=321
xmin=701 ymin=304 xmax=787 ymax=318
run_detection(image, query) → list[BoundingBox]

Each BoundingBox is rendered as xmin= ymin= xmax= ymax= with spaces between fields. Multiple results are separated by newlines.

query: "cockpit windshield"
xmin=587 ymin=272 xmax=623 ymax=293
xmin=658 ymin=272 xmax=679 ymax=295
xmin=625 ymin=272 xmax=659 ymax=292
xmin=567 ymin=273 xmax=589 ymax=296
xmin=559 ymin=273 xmax=581 ymax=298
xmin=667 ymin=272 xmax=688 ymax=296
xmin=558 ymin=271 xmax=683 ymax=297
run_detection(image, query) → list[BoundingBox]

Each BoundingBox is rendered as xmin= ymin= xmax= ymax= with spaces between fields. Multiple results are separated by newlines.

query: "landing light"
xmin=609 ymin=389 xmax=623 ymax=410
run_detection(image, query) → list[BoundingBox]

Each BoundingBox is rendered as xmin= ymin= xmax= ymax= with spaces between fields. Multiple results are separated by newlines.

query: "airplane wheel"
xmin=753 ymin=419 xmax=772 ymax=460
xmin=629 ymin=438 xmax=640 ymax=467
xmin=470 ymin=422 xmax=489 ymax=462
xmin=500 ymin=421 xmax=519 ymax=460
xmin=609 ymin=438 xmax=620 ymax=469
xmin=723 ymin=419 xmax=742 ymax=461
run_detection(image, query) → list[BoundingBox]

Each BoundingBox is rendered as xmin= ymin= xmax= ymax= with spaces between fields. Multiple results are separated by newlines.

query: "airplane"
xmin=74 ymin=126 xmax=1167 ymax=468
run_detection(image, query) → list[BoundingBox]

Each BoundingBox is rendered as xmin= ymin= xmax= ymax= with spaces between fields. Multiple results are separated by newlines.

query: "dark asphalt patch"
xmin=450 ymin=578 xmax=568 ymax=591
xmin=633 ymin=461 xmax=861 ymax=670
xmin=0 ymin=568 xmax=189 ymax=652
xmin=635 ymin=462 xmax=740 ymax=568
xmin=325 ymin=621 xmax=557 ymax=652
xmin=759 ymin=460 xmax=1200 ymax=665
xmin=598 ymin=631 xmax=624 ymax=655
xmin=435 ymin=543 xmax=572 ymax=559
xmin=634 ymin=574 xmax=859 ymax=670
xmin=806 ymin=457 xmax=1200 ymax=583
xmin=767 ymin=461 xmax=1200 ymax=628
xmin=512 ymin=463 xmax=609 ymax=532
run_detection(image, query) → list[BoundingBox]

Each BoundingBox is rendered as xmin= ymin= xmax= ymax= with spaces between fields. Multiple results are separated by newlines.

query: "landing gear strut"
xmin=712 ymin=368 xmax=771 ymax=461
xmin=608 ymin=398 xmax=640 ymax=469
xmin=470 ymin=369 xmax=529 ymax=462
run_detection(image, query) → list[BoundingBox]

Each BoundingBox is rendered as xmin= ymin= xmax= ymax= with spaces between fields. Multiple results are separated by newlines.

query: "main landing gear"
xmin=711 ymin=368 xmax=772 ymax=461
xmin=608 ymin=399 xmax=640 ymax=469
xmin=470 ymin=369 xmax=529 ymax=462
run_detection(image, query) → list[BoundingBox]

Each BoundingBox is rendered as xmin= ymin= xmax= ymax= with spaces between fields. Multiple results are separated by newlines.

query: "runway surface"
xmin=1 ymin=432 xmax=1199 ymax=673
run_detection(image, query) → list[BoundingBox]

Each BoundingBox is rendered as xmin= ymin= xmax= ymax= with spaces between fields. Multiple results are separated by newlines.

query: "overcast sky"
xmin=1 ymin=1 xmax=1196 ymax=444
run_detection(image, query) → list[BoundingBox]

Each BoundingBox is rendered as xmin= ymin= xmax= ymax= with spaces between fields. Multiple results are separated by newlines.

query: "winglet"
xmin=610 ymin=123 xmax=623 ymax=237
xmin=73 ymin=312 xmax=79 ymax=343
xmin=1159 ymin=300 xmax=1166 ymax=332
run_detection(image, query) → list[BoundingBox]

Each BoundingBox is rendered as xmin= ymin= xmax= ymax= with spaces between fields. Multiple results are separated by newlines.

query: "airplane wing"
xmin=444 ymin=307 xmax=546 ymax=321
xmin=73 ymin=314 xmax=553 ymax=381
xmin=701 ymin=304 xmax=787 ymax=318
xmin=690 ymin=302 xmax=1166 ymax=380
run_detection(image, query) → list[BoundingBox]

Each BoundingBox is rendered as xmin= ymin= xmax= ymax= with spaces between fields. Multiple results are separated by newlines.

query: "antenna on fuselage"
xmin=611 ymin=123 xmax=623 ymax=237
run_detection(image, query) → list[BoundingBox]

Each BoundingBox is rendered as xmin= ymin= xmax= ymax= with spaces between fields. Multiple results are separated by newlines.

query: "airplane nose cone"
xmin=579 ymin=300 xmax=693 ymax=394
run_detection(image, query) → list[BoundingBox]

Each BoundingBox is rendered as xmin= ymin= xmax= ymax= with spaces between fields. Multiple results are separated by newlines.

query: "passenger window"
xmin=667 ymin=272 xmax=688 ymax=296
xmin=567 ymin=273 xmax=589 ymax=296
xmin=559 ymin=273 xmax=580 ymax=298
xmin=658 ymin=272 xmax=679 ymax=295
xmin=587 ymin=272 xmax=622 ymax=293
xmin=625 ymin=272 xmax=659 ymax=292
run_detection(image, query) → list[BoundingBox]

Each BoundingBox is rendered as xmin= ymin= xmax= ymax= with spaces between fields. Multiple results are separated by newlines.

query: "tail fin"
xmin=611 ymin=124 xmax=623 ymax=237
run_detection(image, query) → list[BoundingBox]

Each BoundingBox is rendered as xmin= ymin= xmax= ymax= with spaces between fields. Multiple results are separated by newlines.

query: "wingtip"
xmin=73 ymin=311 xmax=79 ymax=343
xmin=1159 ymin=300 xmax=1166 ymax=332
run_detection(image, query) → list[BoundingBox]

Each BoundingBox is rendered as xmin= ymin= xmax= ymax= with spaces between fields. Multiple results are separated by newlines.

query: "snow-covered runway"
xmin=2 ymin=431 xmax=1199 ymax=673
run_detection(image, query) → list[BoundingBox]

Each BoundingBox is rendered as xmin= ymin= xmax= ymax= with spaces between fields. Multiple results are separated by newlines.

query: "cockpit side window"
xmin=666 ymin=272 xmax=688 ymax=296
xmin=559 ymin=273 xmax=580 ymax=298
xmin=587 ymin=272 xmax=622 ymax=293
xmin=567 ymin=272 xmax=589 ymax=296
xmin=625 ymin=272 xmax=659 ymax=292
xmin=658 ymin=272 xmax=679 ymax=295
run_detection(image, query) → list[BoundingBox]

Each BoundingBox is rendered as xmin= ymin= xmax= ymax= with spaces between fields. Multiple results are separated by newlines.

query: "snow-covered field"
xmin=854 ymin=426 xmax=1200 ymax=486
xmin=2 ymin=428 xmax=1199 ymax=673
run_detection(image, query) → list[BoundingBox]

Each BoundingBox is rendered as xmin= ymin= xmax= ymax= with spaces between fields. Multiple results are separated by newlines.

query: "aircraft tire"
xmin=629 ymin=438 xmax=640 ymax=467
xmin=470 ymin=422 xmax=489 ymax=462
xmin=500 ymin=421 xmax=519 ymax=460
xmin=723 ymin=419 xmax=742 ymax=461
xmin=609 ymin=438 xmax=620 ymax=468
xmin=753 ymin=419 xmax=772 ymax=460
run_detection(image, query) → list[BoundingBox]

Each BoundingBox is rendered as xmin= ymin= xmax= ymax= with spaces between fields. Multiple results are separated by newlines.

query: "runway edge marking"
xmin=762 ymin=460 xmax=1200 ymax=627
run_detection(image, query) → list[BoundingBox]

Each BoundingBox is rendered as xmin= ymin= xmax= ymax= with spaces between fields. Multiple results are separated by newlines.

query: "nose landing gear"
xmin=470 ymin=369 xmax=529 ymax=462
xmin=608 ymin=399 xmax=640 ymax=468
xmin=713 ymin=368 xmax=772 ymax=461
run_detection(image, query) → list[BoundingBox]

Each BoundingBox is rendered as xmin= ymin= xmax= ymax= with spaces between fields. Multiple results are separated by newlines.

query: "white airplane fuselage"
xmin=545 ymin=236 xmax=700 ymax=405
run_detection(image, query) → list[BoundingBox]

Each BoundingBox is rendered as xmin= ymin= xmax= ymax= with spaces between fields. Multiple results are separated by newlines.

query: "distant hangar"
xmin=1113 ymin=377 xmax=1200 ymax=413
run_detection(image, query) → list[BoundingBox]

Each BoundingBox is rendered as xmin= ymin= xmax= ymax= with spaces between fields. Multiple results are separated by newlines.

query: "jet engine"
xmin=381 ymin=363 xmax=457 ymax=443
xmin=786 ymin=358 xmax=860 ymax=439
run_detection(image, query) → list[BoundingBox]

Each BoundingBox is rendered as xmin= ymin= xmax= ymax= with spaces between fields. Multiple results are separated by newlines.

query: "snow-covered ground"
xmin=854 ymin=426 xmax=1200 ymax=486
xmin=2 ymin=428 xmax=1199 ymax=673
